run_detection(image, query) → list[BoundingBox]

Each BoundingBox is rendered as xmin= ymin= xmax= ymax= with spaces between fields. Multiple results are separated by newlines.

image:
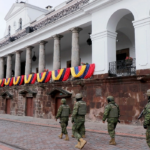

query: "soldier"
xmin=143 ymin=89 xmax=150 ymax=148
xmin=72 ymin=99 xmax=86 ymax=139
xmin=72 ymin=93 xmax=87 ymax=149
xmin=56 ymin=98 xmax=71 ymax=141
xmin=102 ymin=96 xmax=120 ymax=145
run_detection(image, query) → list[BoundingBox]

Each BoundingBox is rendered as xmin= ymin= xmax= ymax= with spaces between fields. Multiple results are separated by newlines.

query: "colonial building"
xmin=0 ymin=0 xmax=150 ymax=124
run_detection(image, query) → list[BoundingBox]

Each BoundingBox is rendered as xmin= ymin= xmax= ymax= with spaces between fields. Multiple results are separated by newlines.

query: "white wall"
xmin=4 ymin=5 xmax=47 ymax=36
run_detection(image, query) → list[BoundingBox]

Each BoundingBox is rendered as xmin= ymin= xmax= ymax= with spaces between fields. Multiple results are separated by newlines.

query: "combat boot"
xmin=72 ymin=135 xmax=75 ymax=138
xmin=109 ymin=138 xmax=113 ymax=144
xmin=64 ymin=134 xmax=69 ymax=141
xmin=109 ymin=138 xmax=116 ymax=145
xmin=58 ymin=133 xmax=63 ymax=139
xmin=75 ymin=141 xmax=81 ymax=149
xmin=82 ymin=135 xmax=86 ymax=138
xmin=79 ymin=138 xmax=87 ymax=149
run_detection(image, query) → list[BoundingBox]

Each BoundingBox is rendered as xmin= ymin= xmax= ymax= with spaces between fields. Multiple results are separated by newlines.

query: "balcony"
xmin=109 ymin=58 xmax=136 ymax=77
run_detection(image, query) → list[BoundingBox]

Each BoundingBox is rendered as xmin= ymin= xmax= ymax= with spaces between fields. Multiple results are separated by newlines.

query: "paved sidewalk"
xmin=0 ymin=119 xmax=148 ymax=150
xmin=0 ymin=114 xmax=145 ymax=138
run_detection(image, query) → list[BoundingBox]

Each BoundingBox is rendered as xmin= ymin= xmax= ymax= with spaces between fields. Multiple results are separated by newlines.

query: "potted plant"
xmin=81 ymin=62 xmax=89 ymax=66
xmin=125 ymin=57 xmax=133 ymax=66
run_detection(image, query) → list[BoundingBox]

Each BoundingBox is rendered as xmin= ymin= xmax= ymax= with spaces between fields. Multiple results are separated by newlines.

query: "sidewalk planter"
xmin=24 ymin=74 xmax=37 ymax=84
xmin=37 ymin=71 xmax=51 ymax=83
xmin=0 ymin=79 xmax=5 ymax=87
xmin=13 ymin=75 xmax=24 ymax=86
xmin=52 ymin=68 xmax=70 ymax=81
xmin=71 ymin=64 xmax=95 ymax=79
xmin=4 ymin=77 xmax=13 ymax=86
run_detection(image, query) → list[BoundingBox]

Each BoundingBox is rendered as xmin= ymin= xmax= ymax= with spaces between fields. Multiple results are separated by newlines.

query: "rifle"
xmin=138 ymin=110 xmax=144 ymax=119
xmin=118 ymin=120 xmax=120 ymax=123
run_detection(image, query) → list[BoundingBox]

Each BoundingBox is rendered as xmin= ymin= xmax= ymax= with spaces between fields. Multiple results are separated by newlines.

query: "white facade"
xmin=0 ymin=0 xmax=150 ymax=78
xmin=4 ymin=2 xmax=48 ymax=36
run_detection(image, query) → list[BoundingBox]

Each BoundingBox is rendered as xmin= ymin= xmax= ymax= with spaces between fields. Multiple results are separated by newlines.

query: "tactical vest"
xmin=78 ymin=101 xmax=87 ymax=115
xmin=108 ymin=104 xmax=119 ymax=118
xmin=145 ymin=103 xmax=150 ymax=114
xmin=61 ymin=105 xmax=70 ymax=117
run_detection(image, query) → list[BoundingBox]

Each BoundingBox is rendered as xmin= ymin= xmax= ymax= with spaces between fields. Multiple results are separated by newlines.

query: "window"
xmin=13 ymin=21 xmax=16 ymax=29
xmin=8 ymin=25 xmax=11 ymax=35
xmin=19 ymin=18 xmax=22 ymax=30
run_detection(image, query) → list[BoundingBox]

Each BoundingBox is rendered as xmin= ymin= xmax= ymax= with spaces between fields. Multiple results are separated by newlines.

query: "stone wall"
xmin=0 ymin=75 xmax=149 ymax=125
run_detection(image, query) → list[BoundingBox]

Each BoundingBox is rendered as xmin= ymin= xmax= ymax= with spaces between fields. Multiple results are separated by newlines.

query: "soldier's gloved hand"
xmin=143 ymin=124 xmax=147 ymax=129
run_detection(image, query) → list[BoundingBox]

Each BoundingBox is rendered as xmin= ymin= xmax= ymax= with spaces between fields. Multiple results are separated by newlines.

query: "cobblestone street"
xmin=0 ymin=142 xmax=20 ymax=150
xmin=0 ymin=119 xmax=148 ymax=150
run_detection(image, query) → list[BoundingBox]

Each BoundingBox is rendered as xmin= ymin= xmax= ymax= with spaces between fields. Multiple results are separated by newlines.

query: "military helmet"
xmin=61 ymin=98 xmax=66 ymax=104
xmin=107 ymin=96 xmax=114 ymax=102
xmin=75 ymin=93 xmax=82 ymax=99
xmin=146 ymin=89 xmax=150 ymax=96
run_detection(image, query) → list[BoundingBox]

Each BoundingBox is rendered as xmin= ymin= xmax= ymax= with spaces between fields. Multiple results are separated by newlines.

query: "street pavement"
xmin=0 ymin=119 xmax=148 ymax=150
xmin=0 ymin=142 xmax=20 ymax=150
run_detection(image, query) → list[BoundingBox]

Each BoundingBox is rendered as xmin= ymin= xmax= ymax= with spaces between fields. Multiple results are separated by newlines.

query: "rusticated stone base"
xmin=136 ymin=69 xmax=150 ymax=76
xmin=0 ymin=74 xmax=150 ymax=125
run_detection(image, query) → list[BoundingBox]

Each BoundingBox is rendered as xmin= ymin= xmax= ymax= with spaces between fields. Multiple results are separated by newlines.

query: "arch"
xmin=107 ymin=9 xmax=135 ymax=32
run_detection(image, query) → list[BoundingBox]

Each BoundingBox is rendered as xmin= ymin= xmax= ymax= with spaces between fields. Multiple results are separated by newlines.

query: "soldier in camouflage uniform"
xmin=56 ymin=98 xmax=71 ymax=141
xmin=72 ymin=100 xmax=86 ymax=139
xmin=143 ymin=89 xmax=150 ymax=148
xmin=102 ymin=96 xmax=120 ymax=145
xmin=72 ymin=93 xmax=87 ymax=149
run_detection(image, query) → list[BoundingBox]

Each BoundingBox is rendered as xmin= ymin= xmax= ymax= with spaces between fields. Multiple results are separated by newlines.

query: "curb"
xmin=0 ymin=140 xmax=27 ymax=150
xmin=0 ymin=117 xmax=145 ymax=139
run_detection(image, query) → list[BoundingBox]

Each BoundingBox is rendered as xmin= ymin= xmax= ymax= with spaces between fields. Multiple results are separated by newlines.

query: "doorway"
xmin=6 ymin=99 xmax=11 ymax=114
xmin=26 ymin=98 xmax=33 ymax=117
xmin=116 ymin=48 xmax=129 ymax=61
xmin=55 ymin=98 xmax=61 ymax=115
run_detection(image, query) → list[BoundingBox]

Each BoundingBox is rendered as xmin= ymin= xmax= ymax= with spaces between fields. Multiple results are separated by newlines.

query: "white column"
xmin=0 ymin=57 xmax=4 ymax=79
xmin=25 ymin=46 xmax=34 ymax=75
xmin=15 ymin=51 xmax=21 ymax=77
xmin=70 ymin=27 xmax=82 ymax=67
xmin=39 ymin=41 xmax=47 ymax=73
xmin=133 ymin=17 xmax=150 ymax=74
xmin=91 ymin=31 xmax=117 ymax=75
xmin=53 ymin=34 xmax=63 ymax=70
xmin=6 ymin=54 xmax=12 ymax=78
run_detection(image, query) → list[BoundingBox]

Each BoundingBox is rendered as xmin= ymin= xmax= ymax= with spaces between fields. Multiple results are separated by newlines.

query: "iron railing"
xmin=109 ymin=58 xmax=136 ymax=77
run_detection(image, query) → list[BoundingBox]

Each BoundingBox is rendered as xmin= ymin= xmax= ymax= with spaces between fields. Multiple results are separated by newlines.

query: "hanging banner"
xmin=52 ymin=68 xmax=70 ymax=81
xmin=0 ymin=79 xmax=5 ymax=87
xmin=24 ymin=74 xmax=37 ymax=84
xmin=71 ymin=64 xmax=95 ymax=79
xmin=37 ymin=71 xmax=51 ymax=83
xmin=4 ymin=77 xmax=13 ymax=86
xmin=13 ymin=75 xmax=24 ymax=86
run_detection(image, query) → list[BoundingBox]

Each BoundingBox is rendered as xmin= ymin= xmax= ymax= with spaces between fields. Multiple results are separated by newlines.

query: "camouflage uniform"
xmin=72 ymin=100 xmax=86 ymax=138
xmin=72 ymin=93 xmax=87 ymax=149
xmin=56 ymin=99 xmax=71 ymax=140
xmin=103 ymin=96 xmax=120 ymax=145
xmin=143 ymin=89 xmax=150 ymax=148
xmin=143 ymin=102 xmax=150 ymax=148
